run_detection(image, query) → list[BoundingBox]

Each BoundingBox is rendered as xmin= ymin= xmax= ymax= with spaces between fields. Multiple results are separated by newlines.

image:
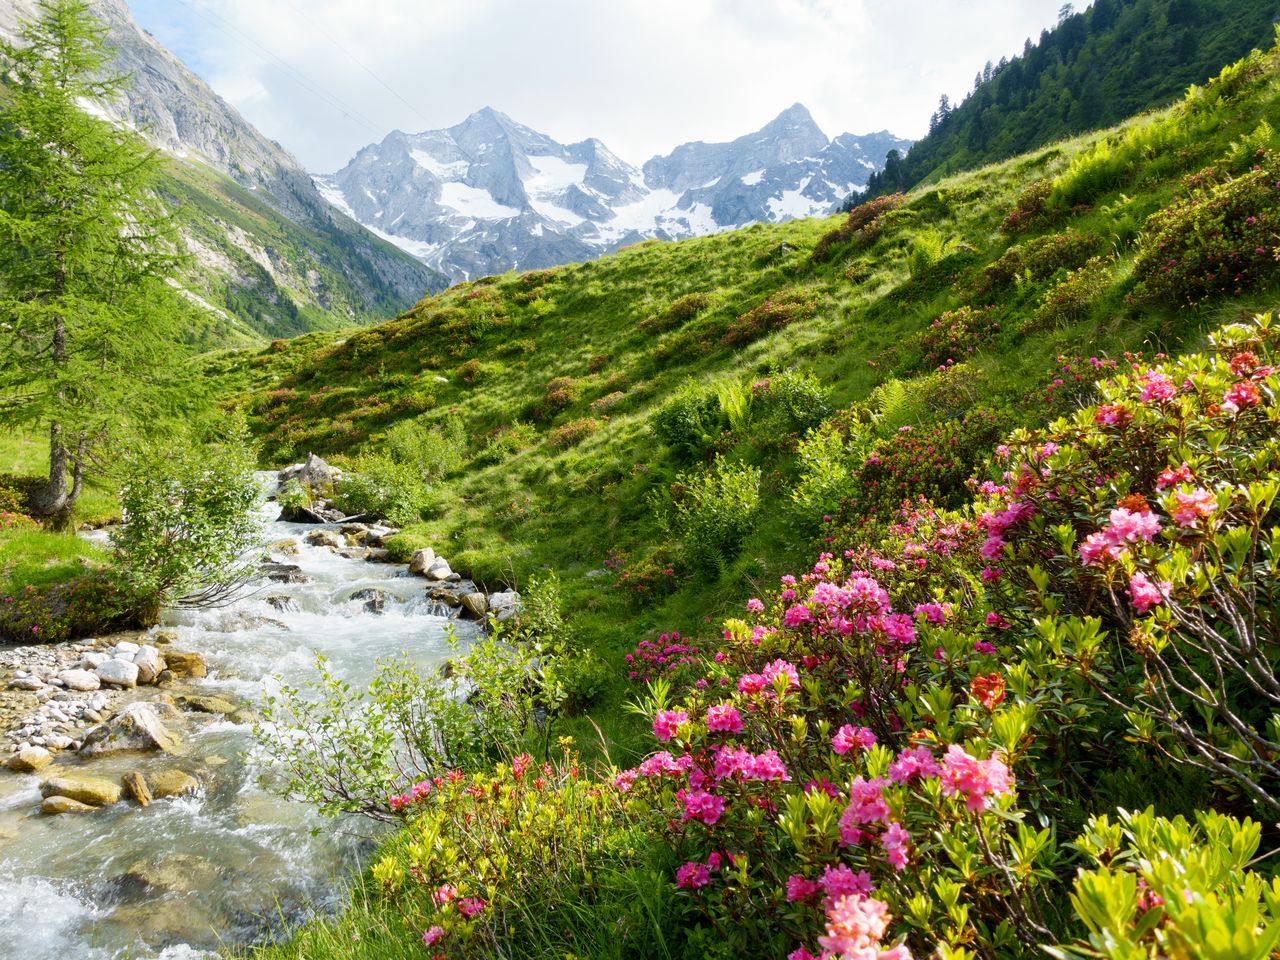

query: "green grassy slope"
xmin=159 ymin=159 xmax=447 ymax=348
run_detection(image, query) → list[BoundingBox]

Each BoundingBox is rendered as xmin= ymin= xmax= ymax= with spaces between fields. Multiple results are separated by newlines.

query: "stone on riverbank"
xmin=41 ymin=774 xmax=122 ymax=806
xmin=122 ymin=770 xmax=152 ymax=806
xmin=6 ymin=745 xmax=52 ymax=772
xmin=133 ymin=646 xmax=164 ymax=684
xmin=176 ymin=695 xmax=237 ymax=715
xmin=162 ymin=651 xmax=206 ymax=679
xmin=408 ymin=548 xmax=436 ymax=573
xmin=489 ymin=590 xmax=523 ymax=621
xmin=95 ymin=659 xmax=139 ymax=689
xmin=58 ymin=669 xmax=100 ymax=692
xmin=460 ymin=592 xmax=489 ymax=619
xmin=41 ymin=795 xmax=96 ymax=815
xmin=305 ymin=530 xmax=344 ymax=550
xmin=424 ymin=557 xmax=453 ymax=581
xmin=80 ymin=702 xmax=181 ymax=756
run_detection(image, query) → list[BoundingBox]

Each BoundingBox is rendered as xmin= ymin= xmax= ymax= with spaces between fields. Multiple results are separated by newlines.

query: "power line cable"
xmin=171 ymin=0 xmax=387 ymax=140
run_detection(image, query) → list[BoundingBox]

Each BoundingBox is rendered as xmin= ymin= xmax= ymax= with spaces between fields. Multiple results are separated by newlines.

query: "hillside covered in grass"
xmin=223 ymin=35 xmax=1280 ymax=960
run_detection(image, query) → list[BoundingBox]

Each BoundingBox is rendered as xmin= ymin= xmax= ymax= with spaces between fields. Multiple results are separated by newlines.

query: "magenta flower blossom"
xmin=652 ymin=709 xmax=688 ymax=742
xmin=831 ymin=724 xmax=877 ymax=755
xmin=1170 ymin=488 xmax=1216 ymax=526
xmin=762 ymin=658 xmax=801 ymax=692
xmin=887 ymin=746 xmax=941 ymax=784
xmin=422 ymin=925 xmax=445 ymax=946
xmin=1223 ymin=379 xmax=1261 ymax=413
xmin=786 ymin=874 xmax=822 ymax=903
xmin=839 ymin=777 xmax=890 ymax=843
xmin=1138 ymin=369 xmax=1176 ymax=404
xmin=705 ymin=703 xmax=744 ymax=734
xmin=818 ymin=894 xmax=910 ymax=959
xmin=1128 ymin=572 xmax=1170 ymax=614
xmin=939 ymin=745 xmax=1012 ymax=812
xmin=457 ymin=897 xmax=486 ymax=918
xmin=682 ymin=788 xmax=727 ymax=825
xmin=880 ymin=822 xmax=911 ymax=871
xmin=744 ymin=749 xmax=789 ymax=782
xmin=746 ymin=597 xmax=765 ymax=613
xmin=819 ymin=863 xmax=874 ymax=900
xmin=675 ymin=860 xmax=711 ymax=889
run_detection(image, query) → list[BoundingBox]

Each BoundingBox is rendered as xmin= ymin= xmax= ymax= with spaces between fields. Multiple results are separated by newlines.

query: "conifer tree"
xmin=0 ymin=0 xmax=187 ymax=525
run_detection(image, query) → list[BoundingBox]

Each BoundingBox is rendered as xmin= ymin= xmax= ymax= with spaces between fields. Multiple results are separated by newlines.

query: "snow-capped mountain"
xmin=319 ymin=105 xmax=912 ymax=282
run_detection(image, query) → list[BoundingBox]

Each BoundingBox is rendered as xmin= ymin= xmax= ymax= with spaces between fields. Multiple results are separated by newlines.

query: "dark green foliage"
xmin=639 ymin=292 xmax=711 ymax=333
xmin=652 ymin=381 xmax=724 ymax=463
xmin=918 ymin=307 xmax=999 ymax=369
xmin=861 ymin=0 xmax=1279 ymax=201
xmin=810 ymin=193 xmax=906 ymax=262
xmin=721 ymin=288 xmax=823 ymax=345
xmin=980 ymin=229 xmax=1102 ymax=293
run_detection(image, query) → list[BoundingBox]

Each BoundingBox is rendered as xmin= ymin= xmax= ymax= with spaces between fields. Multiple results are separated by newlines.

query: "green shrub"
xmin=546 ymin=417 xmax=600 ymax=449
xmin=750 ymin=368 xmax=833 ymax=438
xmin=1000 ymin=178 xmax=1053 ymax=234
xmin=981 ymin=229 xmax=1101 ymax=292
xmin=662 ymin=457 xmax=761 ymax=575
xmin=1025 ymin=256 xmax=1114 ymax=332
xmin=332 ymin=454 xmax=429 ymax=526
xmin=918 ymin=305 xmax=999 ymax=368
xmin=720 ymin=288 xmax=823 ymax=346
xmin=1131 ymin=152 xmax=1280 ymax=305
xmin=906 ymin=227 xmax=962 ymax=279
xmin=652 ymin=379 xmax=724 ymax=463
xmin=0 ymin=473 xmax=40 ymax=515
xmin=473 ymin=422 xmax=538 ymax=466
xmin=383 ymin=415 xmax=467 ymax=482
xmin=639 ymin=291 xmax=711 ymax=333
xmin=810 ymin=192 xmax=906 ymax=262
xmin=542 ymin=376 xmax=582 ymax=413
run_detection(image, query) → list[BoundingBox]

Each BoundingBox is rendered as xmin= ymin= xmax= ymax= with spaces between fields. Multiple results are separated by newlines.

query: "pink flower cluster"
xmin=938 ymin=745 xmax=1012 ymax=812
xmin=1079 ymin=506 xmax=1162 ymax=567
xmin=652 ymin=709 xmax=689 ymax=742
xmin=814 ymin=894 xmax=912 ymax=960
xmin=831 ymin=724 xmax=877 ymax=755
xmin=1128 ymin=572 xmax=1170 ymax=614
xmin=1138 ymin=369 xmax=1177 ymax=404
xmin=1169 ymin=488 xmax=1215 ymax=526
xmin=388 ymin=776 xmax=441 ymax=812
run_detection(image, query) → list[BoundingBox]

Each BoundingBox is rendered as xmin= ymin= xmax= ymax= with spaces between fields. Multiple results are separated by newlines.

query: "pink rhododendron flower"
xmin=652 ymin=709 xmax=688 ymax=742
xmin=786 ymin=874 xmax=822 ymax=903
xmin=819 ymin=864 xmax=875 ymax=901
xmin=746 ymin=597 xmax=765 ymax=613
xmin=458 ymin=897 xmax=486 ymax=918
xmin=939 ymin=745 xmax=1013 ymax=812
xmin=682 ymin=788 xmax=727 ymax=825
xmin=913 ymin=602 xmax=948 ymax=625
xmin=973 ymin=640 xmax=997 ymax=655
xmin=432 ymin=884 xmax=458 ymax=905
xmin=1156 ymin=463 xmax=1193 ymax=489
xmin=675 ymin=861 xmax=711 ymax=889
xmin=887 ymin=746 xmax=940 ymax=783
xmin=705 ymin=703 xmax=744 ymax=734
xmin=831 ymin=724 xmax=877 ymax=755
xmin=1094 ymin=403 xmax=1132 ymax=426
xmin=1223 ymin=380 xmax=1261 ymax=413
xmin=422 ymin=926 xmax=445 ymax=946
xmin=788 ymin=948 xmax=818 ymax=960
xmin=738 ymin=672 xmax=767 ymax=695
xmin=1138 ymin=369 xmax=1176 ymax=404
xmin=744 ymin=749 xmax=790 ymax=782
xmin=880 ymin=822 xmax=911 ymax=871
xmin=762 ymin=658 xmax=801 ymax=692
xmin=818 ymin=895 xmax=910 ymax=959
xmin=614 ymin=769 xmax=638 ymax=791
xmin=1108 ymin=506 xmax=1162 ymax=542
xmin=840 ymin=777 xmax=890 ymax=843
xmin=784 ymin=604 xmax=814 ymax=627
xmin=1170 ymin=488 xmax=1216 ymax=526
xmin=1128 ymin=572 xmax=1170 ymax=614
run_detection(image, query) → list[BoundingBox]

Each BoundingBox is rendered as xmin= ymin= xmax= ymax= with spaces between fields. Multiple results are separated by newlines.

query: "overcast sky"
xmin=127 ymin=0 xmax=1070 ymax=173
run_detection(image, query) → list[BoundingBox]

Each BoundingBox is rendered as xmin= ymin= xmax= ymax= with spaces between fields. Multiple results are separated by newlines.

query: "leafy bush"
xmin=1131 ymin=152 xmax=1280 ymax=305
xmin=918 ymin=306 xmax=998 ymax=368
xmin=546 ymin=417 xmax=600 ymax=449
xmin=661 ymin=457 xmax=761 ymax=575
xmin=611 ymin=547 xmax=679 ymax=608
xmin=906 ymin=227 xmax=962 ymax=279
xmin=332 ymin=454 xmax=429 ymax=526
xmin=0 ymin=571 xmax=142 ymax=643
xmin=810 ymin=192 xmax=906 ymax=262
xmin=999 ymin=179 xmax=1053 ymax=234
xmin=0 ymin=473 xmax=41 ymax=515
xmin=1025 ymin=256 xmax=1114 ymax=332
xmin=721 ymin=289 xmax=823 ymax=346
xmin=111 ymin=424 xmax=261 ymax=609
xmin=542 ymin=376 xmax=582 ymax=412
xmin=640 ymin=292 xmax=711 ymax=333
xmin=750 ymin=369 xmax=833 ymax=439
xmin=472 ymin=422 xmax=538 ymax=466
xmin=981 ymin=229 xmax=1101 ymax=292
xmin=383 ymin=415 xmax=467 ymax=482
xmin=652 ymin=379 xmax=724 ymax=463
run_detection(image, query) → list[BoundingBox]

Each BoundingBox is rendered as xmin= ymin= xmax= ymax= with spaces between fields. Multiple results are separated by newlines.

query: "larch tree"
xmin=0 ymin=0 xmax=188 ymax=526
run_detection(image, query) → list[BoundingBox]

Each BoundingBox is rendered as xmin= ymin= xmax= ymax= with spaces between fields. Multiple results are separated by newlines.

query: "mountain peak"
xmin=758 ymin=103 xmax=826 ymax=144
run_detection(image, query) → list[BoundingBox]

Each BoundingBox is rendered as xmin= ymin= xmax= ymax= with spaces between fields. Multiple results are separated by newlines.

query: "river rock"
xmin=133 ymin=646 xmax=164 ymax=684
xmin=277 ymin=503 xmax=329 ymax=524
xmin=8 ymin=676 xmax=45 ymax=691
xmin=58 ymin=669 xmax=100 ymax=693
xmin=162 ymin=650 xmax=207 ymax=679
xmin=261 ymin=562 xmax=307 ymax=584
xmin=95 ymin=658 xmax=139 ymax=688
xmin=424 ymin=557 xmax=453 ymax=581
xmin=148 ymin=769 xmax=199 ymax=798
xmin=41 ymin=795 xmax=96 ymax=815
xmin=264 ymin=594 xmax=297 ymax=612
xmin=460 ymin=592 xmax=489 ymax=619
xmin=489 ymin=590 xmax=523 ymax=621
xmin=176 ymin=695 xmax=237 ymax=715
xmin=111 ymin=640 xmax=140 ymax=657
xmin=150 ymin=630 xmax=178 ymax=646
xmin=116 ymin=853 xmax=219 ymax=897
xmin=122 ymin=770 xmax=152 ymax=806
xmin=366 ymin=548 xmax=392 ymax=563
xmin=78 ymin=652 xmax=109 ymax=669
xmin=6 ymin=745 xmax=52 ymax=772
xmin=349 ymin=588 xmax=389 ymax=614
xmin=408 ymin=548 xmax=436 ymax=574
xmin=41 ymin=774 xmax=122 ymax=806
xmin=305 ymin=529 xmax=344 ymax=550
xmin=80 ymin=702 xmax=181 ymax=756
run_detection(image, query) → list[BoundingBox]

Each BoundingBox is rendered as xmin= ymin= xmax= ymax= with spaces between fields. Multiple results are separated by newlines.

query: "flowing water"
xmin=0 ymin=499 xmax=476 ymax=959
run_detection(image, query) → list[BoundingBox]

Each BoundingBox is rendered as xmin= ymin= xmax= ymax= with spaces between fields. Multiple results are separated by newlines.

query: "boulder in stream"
xmin=132 ymin=646 xmax=164 ymax=684
xmin=80 ymin=701 xmax=182 ymax=756
xmin=424 ymin=557 xmax=454 ymax=581
xmin=408 ymin=548 xmax=436 ymax=574
xmin=94 ymin=658 xmax=139 ymax=689
xmin=176 ymin=694 xmax=237 ymax=715
xmin=58 ymin=669 xmax=100 ymax=692
xmin=6 ymin=745 xmax=52 ymax=773
xmin=41 ymin=795 xmax=96 ymax=815
xmin=260 ymin=562 xmax=307 ymax=584
xmin=349 ymin=588 xmax=390 ymax=614
xmin=305 ymin=529 xmax=344 ymax=550
xmin=162 ymin=650 xmax=207 ymax=679
xmin=122 ymin=770 xmax=152 ymax=806
xmin=41 ymin=774 xmax=122 ymax=806
xmin=460 ymin=592 xmax=489 ymax=620
xmin=148 ymin=769 xmax=199 ymax=798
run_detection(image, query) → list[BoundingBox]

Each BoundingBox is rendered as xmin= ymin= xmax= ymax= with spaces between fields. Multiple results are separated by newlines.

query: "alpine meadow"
xmin=3 ymin=2 xmax=1280 ymax=960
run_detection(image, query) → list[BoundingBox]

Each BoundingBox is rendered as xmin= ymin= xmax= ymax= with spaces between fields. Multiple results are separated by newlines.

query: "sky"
xmin=127 ymin=0 xmax=1071 ymax=174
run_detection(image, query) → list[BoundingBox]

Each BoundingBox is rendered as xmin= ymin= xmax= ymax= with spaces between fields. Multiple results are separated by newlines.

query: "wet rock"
xmin=338 ymin=547 xmax=369 ymax=561
xmin=460 ymin=592 xmax=489 ymax=620
xmin=111 ymin=640 xmax=140 ymax=658
xmin=116 ymin=852 xmax=219 ymax=897
xmin=230 ymin=708 xmax=257 ymax=725
xmin=277 ymin=503 xmax=328 ymax=524
xmin=133 ymin=646 xmax=164 ymax=685
xmin=261 ymin=562 xmax=307 ymax=584
xmin=268 ymin=538 xmax=301 ymax=556
xmin=80 ymin=701 xmax=181 ymax=756
xmin=305 ymin=529 xmax=344 ymax=550
xmin=8 ymin=676 xmax=45 ymax=691
xmin=408 ymin=548 xmax=436 ymax=574
xmin=366 ymin=548 xmax=392 ymax=563
xmin=148 ymin=769 xmax=199 ymax=799
xmin=162 ymin=650 xmax=207 ymax=679
xmin=489 ymin=590 xmax=523 ymax=622
xmin=176 ymin=695 xmax=237 ymax=715
xmin=264 ymin=594 xmax=297 ymax=612
xmin=426 ymin=584 xmax=464 ymax=607
xmin=150 ymin=629 xmax=178 ymax=646
xmin=349 ymin=588 xmax=390 ymax=614
xmin=6 ymin=745 xmax=52 ymax=772
xmin=122 ymin=770 xmax=152 ymax=806
xmin=365 ymin=526 xmax=397 ymax=547
xmin=58 ymin=669 xmax=100 ymax=692
xmin=424 ymin=557 xmax=453 ymax=581
xmin=95 ymin=659 xmax=139 ymax=689
xmin=41 ymin=774 xmax=122 ymax=806
xmin=41 ymin=795 xmax=96 ymax=815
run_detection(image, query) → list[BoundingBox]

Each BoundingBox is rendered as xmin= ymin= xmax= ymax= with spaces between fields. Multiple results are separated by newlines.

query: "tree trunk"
xmin=28 ymin=420 xmax=69 ymax=523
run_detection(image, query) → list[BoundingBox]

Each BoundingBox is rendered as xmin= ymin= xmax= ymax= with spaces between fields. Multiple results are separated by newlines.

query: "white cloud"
xmin=128 ymin=0 xmax=1067 ymax=172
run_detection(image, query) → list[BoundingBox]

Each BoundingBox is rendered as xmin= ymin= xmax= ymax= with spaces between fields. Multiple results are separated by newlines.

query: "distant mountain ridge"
xmin=0 ymin=0 xmax=445 ymax=343
xmin=319 ymin=105 xmax=911 ymax=282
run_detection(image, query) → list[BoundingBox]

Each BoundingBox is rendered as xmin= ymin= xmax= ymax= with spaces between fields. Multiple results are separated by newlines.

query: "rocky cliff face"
xmin=0 ymin=0 xmax=445 ymax=342
xmin=321 ymin=104 xmax=912 ymax=282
